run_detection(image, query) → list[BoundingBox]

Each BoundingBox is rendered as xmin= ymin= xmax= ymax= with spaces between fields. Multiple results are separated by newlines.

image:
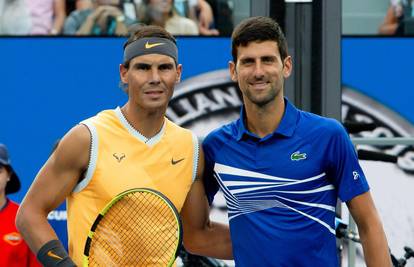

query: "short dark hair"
xmin=231 ymin=16 xmax=288 ymax=63
xmin=122 ymin=24 xmax=177 ymax=68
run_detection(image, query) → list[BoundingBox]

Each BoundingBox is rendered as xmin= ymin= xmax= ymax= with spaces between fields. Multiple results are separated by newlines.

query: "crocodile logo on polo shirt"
xmin=291 ymin=151 xmax=307 ymax=161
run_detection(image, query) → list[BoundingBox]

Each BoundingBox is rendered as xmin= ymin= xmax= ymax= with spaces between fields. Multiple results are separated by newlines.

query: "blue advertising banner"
xmin=342 ymin=37 xmax=414 ymax=125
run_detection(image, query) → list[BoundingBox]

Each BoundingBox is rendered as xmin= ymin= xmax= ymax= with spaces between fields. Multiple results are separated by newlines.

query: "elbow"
xmin=15 ymin=204 xmax=36 ymax=234
xmin=182 ymin=243 xmax=196 ymax=255
xmin=15 ymin=205 xmax=27 ymax=232
xmin=183 ymin=244 xmax=200 ymax=256
xmin=182 ymin=234 xmax=202 ymax=255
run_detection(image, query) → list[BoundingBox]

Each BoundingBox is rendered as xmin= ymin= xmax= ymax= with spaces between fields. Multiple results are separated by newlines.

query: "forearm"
xmin=52 ymin=0 xmax=66 ymax=34
xmin=359 ymin=222 xmax=392 ymax=267
xmin=183 ymin=221 xmax=233 ymax=260
xmin=52 ymin=15 xmax=66 ymax=34
xmin=378 ymin=23 xmax=398 ymax=35
xmin=76 ymin=17 xmax=95 ymax=35
xmin=16 ymin=206 xmax=60 ymax=254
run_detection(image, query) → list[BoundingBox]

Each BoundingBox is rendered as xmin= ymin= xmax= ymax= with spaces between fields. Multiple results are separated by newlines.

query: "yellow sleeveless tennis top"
xmin=66 ymin=107 xmax=198 ymax=265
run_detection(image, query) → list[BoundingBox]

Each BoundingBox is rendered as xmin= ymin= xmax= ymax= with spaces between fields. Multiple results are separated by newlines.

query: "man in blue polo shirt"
xmin=203 ymin=16 xmax=391 ymax=267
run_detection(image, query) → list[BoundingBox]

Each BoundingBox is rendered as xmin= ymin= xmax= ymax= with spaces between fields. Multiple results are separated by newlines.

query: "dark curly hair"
xmin=231 ymin=16 xmax=288 ymax=63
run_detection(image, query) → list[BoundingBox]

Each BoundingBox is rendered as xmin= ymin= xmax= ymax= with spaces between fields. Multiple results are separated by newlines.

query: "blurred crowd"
xmin=0 ymin=0 xmax=234 ymax=36
xmin=379 ymin=0 xmax=414 ymax=35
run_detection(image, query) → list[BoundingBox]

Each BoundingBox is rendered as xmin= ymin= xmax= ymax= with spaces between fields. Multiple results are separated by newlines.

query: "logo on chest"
xmin=3 ymin=232 xmax=23 ymax=246
xmin=171 ymin=157 xmax=185 ymax=165
xmin=113 ymin=153 xmax=126 ymax=163
xmin=291 ymin=151 xmax=307 ymax=161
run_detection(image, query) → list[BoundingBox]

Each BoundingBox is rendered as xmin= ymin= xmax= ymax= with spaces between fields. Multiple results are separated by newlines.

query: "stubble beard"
xmin=244 ymin=84 xmax=282 ymax=108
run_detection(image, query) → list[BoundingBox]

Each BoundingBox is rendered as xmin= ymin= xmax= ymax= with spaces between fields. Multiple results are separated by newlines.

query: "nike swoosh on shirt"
xmin=171 ymin=158 xmax=185 ymax=165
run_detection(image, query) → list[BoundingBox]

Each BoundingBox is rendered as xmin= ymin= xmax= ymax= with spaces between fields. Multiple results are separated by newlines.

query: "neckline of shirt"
xmin=114 ymin=106 xmax=166 ymax=146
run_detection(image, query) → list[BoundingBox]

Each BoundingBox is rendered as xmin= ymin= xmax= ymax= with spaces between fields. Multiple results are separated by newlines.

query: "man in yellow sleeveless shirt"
xmin=16 ymin=25 xmax=232 ymax=266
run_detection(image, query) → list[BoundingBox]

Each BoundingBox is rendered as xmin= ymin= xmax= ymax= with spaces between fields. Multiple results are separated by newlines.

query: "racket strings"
xmin=88 ymin=191 xmax=179 ymax=266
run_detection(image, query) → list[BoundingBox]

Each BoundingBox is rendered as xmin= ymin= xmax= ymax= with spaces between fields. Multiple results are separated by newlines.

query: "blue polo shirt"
xmin=203 ymin=98 xmax=369 ymax=267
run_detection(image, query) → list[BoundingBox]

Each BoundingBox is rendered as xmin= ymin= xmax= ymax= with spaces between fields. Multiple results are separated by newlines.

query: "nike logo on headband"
xmin=145 ymin=41 xmax=165 ymax=49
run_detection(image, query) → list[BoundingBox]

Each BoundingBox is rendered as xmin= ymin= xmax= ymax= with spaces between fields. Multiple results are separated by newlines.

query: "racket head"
xmin=83 ymin=188 xmax=182 ymax=267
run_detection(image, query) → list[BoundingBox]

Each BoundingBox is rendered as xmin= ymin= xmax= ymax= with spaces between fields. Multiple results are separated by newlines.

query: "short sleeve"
xmin=326 ymin=121 xmax=370 ymax=202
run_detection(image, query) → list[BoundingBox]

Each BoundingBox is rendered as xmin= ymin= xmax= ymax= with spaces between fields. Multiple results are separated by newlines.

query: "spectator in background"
xmin=138 ymin=0 xmax=199 ymax=35
xmin=187 ymin=0 xmax=219 ymax=35
xmin=27 ymin=0 xmax=66 ymax=35
xmin=63 ymin=0 xmax=135 ymax=35
xmin=204 ymin=0 xmax=233 ymax=36
xmin=0 ymin=144 xmax=40 ymax=267
xmin=75 ymin=0 xmax=94 ymax=10
xmin=0 ymin=0 xmax=32 ymax=35
xmin=379 ymin=0 xmax=414 ymax=35
xmin=64 ymin=0 xmax=92 ymax=16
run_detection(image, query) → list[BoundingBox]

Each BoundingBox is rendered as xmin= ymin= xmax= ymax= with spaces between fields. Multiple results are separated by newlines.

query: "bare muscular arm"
xmin=180 ymin=147 xmax=233 ymax=259
xmin=347 ymin=191 xmax=392 ymax=267
xmin=16 ymin=124 xmax=90 ymax=254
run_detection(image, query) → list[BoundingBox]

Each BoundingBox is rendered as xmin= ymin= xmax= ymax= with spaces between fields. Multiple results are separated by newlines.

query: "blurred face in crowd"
xmin=230 ymin=40 xmax=292 ymax=107
xmin=0 ymin=165 xmax=10 ymax=194
xmin=149 ymin=0 xmax=173 ymax=14
xmin=96 ymin=0 xmax=120 ymax=6
xmin=120 ymin=53 xmax=182 ymax=111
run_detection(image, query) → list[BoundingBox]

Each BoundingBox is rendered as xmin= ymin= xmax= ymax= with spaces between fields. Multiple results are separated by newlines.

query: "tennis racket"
xmin=83 ymin=188 xmax=182 ymax=267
